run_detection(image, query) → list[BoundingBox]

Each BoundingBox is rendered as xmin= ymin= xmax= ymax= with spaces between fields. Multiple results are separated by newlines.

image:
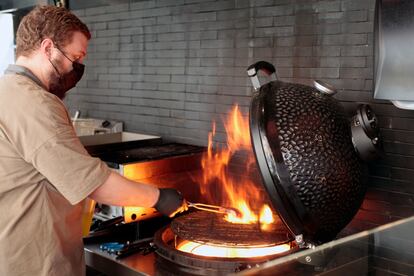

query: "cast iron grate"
xmin=171 ymin=211 xmax=292 ymax=246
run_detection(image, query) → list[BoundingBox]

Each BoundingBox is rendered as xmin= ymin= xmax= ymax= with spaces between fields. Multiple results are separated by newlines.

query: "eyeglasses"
xmin=55 ymin=47 xmax=82 ymax=64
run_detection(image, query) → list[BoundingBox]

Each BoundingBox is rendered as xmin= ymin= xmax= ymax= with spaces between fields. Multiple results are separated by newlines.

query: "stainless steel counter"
xmin=85 ymin=244 xmax=156 ymax=276
xmin=84 ymin=215 xmax=414 ymax=276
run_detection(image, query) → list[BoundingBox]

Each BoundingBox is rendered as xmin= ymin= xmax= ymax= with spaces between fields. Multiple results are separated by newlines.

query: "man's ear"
xmin=40 ymin=38 xmax=54 ymax=59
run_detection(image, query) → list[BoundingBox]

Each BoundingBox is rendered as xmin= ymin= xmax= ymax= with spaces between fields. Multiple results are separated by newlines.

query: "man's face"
xmin=47 ymin=31 xmax=88 ymax=99
xmin=52 ymin=31 xmax=88 ymax=72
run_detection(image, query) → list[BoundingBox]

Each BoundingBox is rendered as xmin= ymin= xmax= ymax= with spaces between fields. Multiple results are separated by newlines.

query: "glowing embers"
xmin=171 ymin=211 xmax=293 ymax=259
xmin=176 ymin=240 xmax=291 ymax=258
xmin=153 ymin=212 xmax=297 ymax=275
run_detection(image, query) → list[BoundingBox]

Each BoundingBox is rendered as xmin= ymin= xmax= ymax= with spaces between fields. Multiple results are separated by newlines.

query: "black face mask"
xmin=48 ymin=47 xmax=85 ymax=99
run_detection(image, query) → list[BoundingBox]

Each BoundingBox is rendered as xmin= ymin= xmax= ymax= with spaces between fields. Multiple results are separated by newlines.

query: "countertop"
xmin=85 ymin=244 xmax=156 ymax=276
xmin=85 ymin=215 xmax=414 ymax=276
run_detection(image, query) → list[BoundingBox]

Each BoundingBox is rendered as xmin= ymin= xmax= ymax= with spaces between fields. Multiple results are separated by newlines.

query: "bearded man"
xmin=0 ymin=5 xmax=187 ymax=276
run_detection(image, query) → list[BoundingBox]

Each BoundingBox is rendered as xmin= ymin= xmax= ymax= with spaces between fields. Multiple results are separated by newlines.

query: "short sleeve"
xmin=31 ymin=127 xmax=111 ymax=205
xmin=1 ymin=76 xmax=111 ymax=204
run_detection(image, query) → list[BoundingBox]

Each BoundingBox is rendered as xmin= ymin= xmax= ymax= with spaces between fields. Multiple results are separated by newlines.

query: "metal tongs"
xmin=187 ymin=202 xmax=241 ymax=217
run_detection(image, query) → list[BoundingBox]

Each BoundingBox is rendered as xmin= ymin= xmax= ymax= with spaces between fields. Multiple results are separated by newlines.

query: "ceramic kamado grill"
xmin=151 ymin=61 xmax=382 ymax=275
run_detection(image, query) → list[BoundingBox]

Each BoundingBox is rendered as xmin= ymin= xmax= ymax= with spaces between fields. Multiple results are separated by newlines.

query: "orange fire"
xmin=177 ymin=105 xmax=291 ymax=258
xmin=199 ymin=105 xmax=275 ymax=228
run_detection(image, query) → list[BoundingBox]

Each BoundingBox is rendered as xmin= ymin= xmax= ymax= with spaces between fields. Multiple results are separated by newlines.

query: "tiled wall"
xmin=67 ymin=0 xmax=414 ymax=230
xmin=68 ymin=0 xmax=378 ymax=145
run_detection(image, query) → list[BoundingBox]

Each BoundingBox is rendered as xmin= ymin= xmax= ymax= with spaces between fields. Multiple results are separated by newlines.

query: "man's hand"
xmin=153 ymin=188 xmax=188 ymax=217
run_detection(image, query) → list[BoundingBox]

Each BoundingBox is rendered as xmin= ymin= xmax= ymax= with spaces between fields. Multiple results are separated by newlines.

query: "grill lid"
xmin=247 ymin=61 xmax=373 ymax=246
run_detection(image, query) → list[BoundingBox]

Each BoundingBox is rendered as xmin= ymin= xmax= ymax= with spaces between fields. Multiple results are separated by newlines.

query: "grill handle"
xmin=247 ymin=61 xmax=277 ymax=91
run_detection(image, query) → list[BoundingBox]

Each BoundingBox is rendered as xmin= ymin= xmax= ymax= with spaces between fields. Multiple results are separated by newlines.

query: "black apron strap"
xmin=4 ymin=64 xmax=47 ymax=90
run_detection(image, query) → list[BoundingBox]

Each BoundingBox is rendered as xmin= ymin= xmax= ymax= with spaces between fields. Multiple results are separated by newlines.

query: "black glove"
xmin=154 ymin=188 xmax=188 ymax=217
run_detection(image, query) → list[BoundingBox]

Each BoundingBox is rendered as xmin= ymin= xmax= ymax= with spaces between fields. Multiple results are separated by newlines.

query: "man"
xmin=0 ymin=5 xmax=187 ymax=276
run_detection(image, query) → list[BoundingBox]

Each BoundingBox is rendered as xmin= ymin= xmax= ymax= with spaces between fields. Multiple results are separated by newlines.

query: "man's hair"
xmin=16 ymin=5 xmax=91 ymax=58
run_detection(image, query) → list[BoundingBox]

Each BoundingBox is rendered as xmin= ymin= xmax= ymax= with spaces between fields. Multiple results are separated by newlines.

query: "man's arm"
xmin=89 ymin=171 xmax=160 ymax=208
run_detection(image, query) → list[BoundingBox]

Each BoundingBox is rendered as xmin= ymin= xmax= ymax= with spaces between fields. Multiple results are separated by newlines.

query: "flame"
xmin=199 ymin=105 xmax=276 ymax=228
xmin=259 ymin=205 xmax=275 ymax=224
xmin=225 ymin=201 xmax=257 ymax=224
xmin=177 ymin=241 xmax=291 ymax=258
xmin=259 ymin=205 xmax=275 ymax=231
xmin=178 ymin=105 xmax=287 ymax=259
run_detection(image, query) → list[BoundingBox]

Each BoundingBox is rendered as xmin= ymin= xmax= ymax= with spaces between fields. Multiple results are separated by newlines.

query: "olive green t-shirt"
xmin=0 ymin=71 xmax=111 ymax=276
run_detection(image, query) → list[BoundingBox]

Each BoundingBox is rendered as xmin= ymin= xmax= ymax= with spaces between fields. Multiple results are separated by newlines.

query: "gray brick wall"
xmin=68 ymin=0 xmax=375 ymax=143
xmin=66 ymin=0 xmax=414 ymax=231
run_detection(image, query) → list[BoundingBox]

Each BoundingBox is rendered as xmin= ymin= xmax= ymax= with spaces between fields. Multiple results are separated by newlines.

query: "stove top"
xmin=87 ymin=142 xmax=206 ymax=169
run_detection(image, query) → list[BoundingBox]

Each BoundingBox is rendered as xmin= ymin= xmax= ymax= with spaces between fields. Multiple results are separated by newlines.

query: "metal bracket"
xmin=247 ymin=68 xmax=262 ymax=91
xmin=295 ymin=234 xmax=315 ymax=249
